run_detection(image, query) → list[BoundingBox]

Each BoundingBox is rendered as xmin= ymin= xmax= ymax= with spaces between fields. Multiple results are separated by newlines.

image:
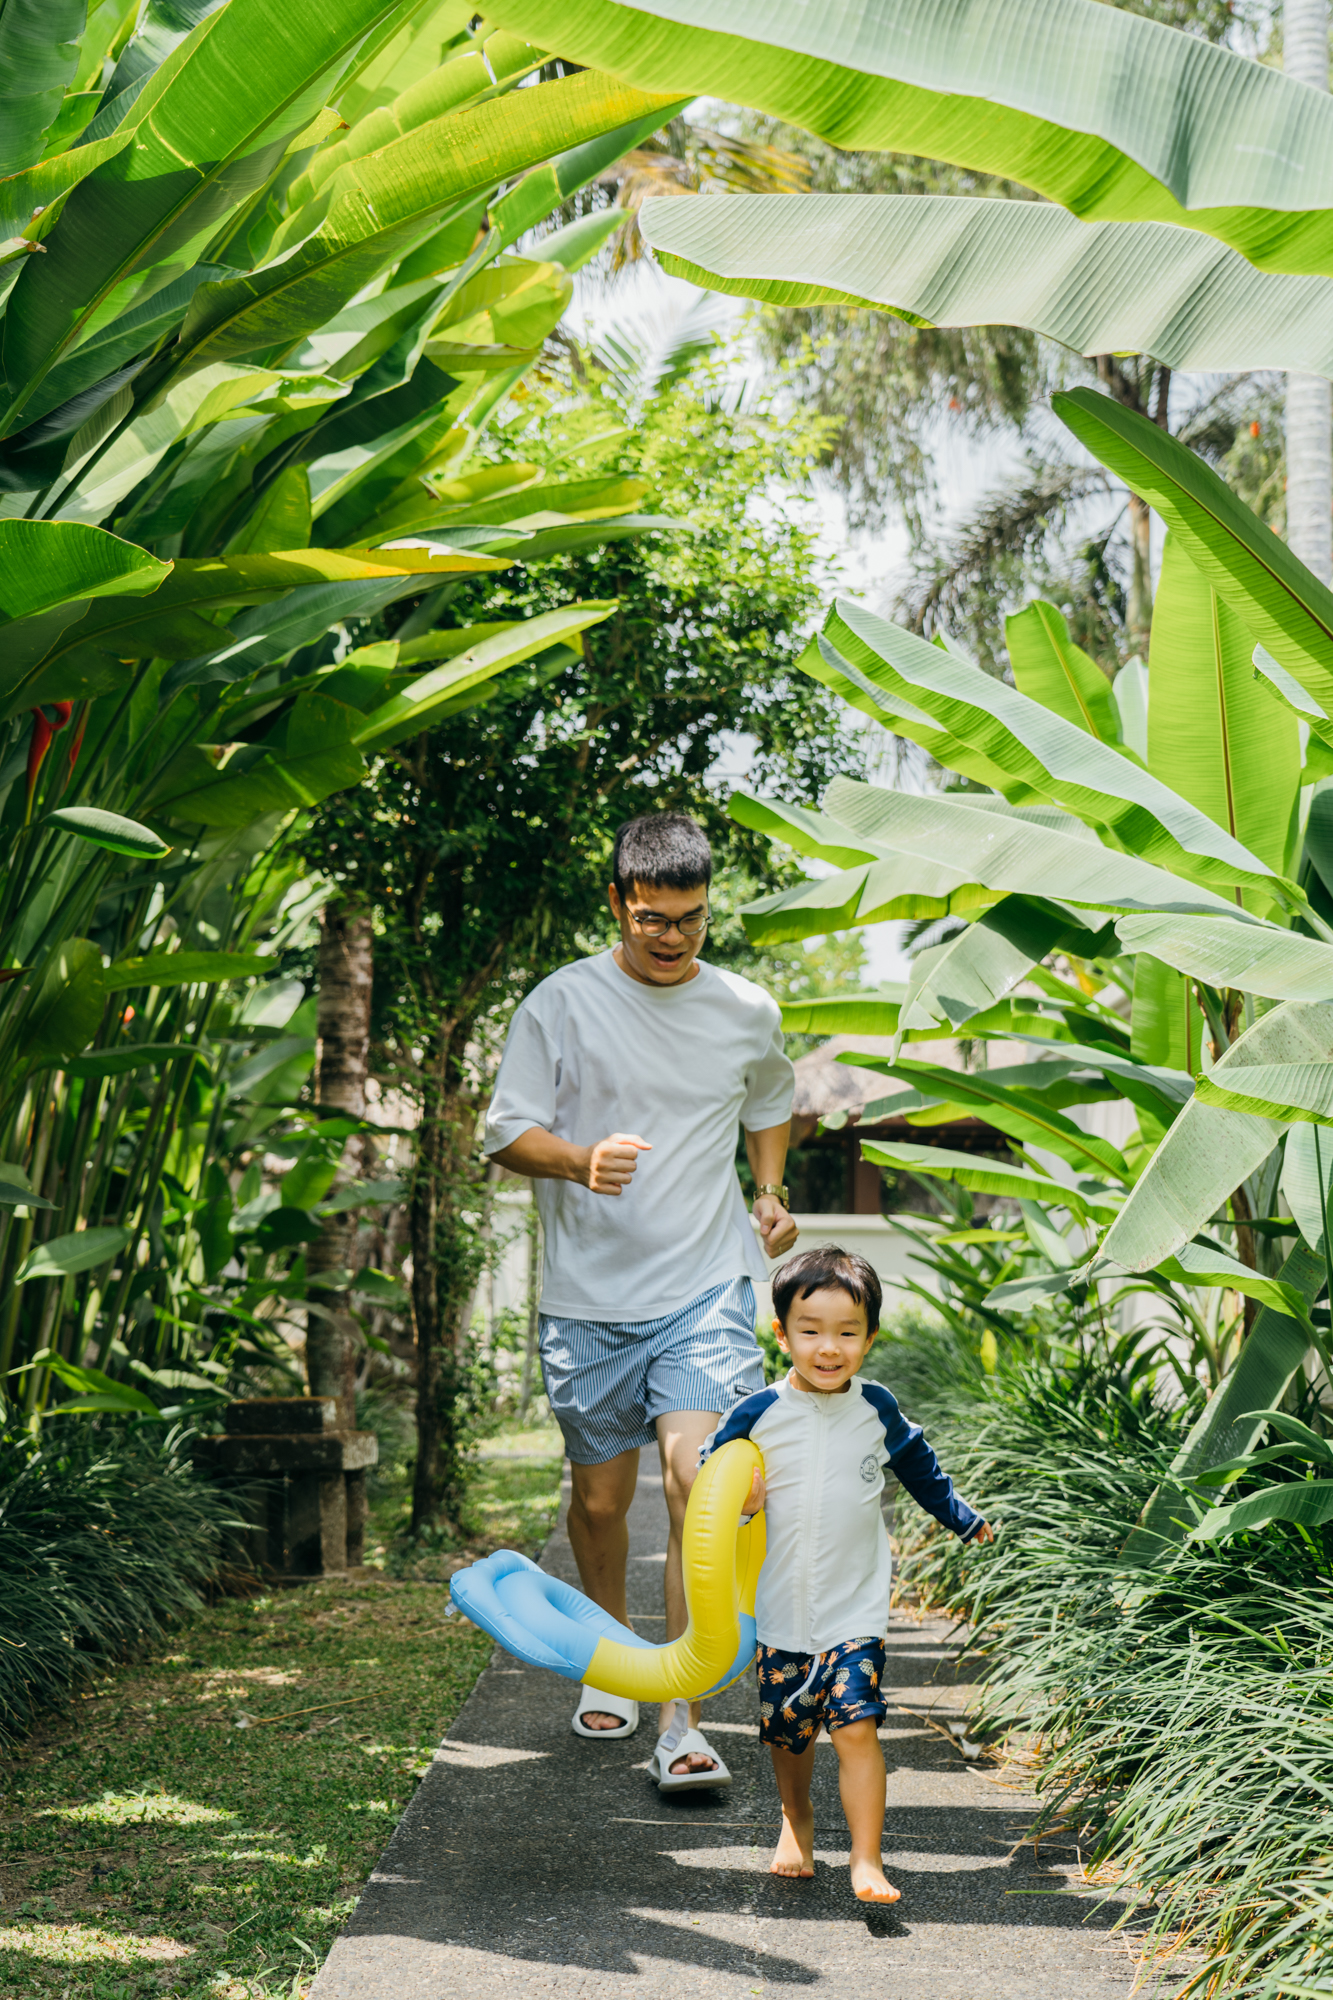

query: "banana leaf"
xmin=806 ymin=601 xmax=1281 ymax=897
xmin=1 ymin=0 xmax=405 ymax=430
xmin=352 ymin=602 xmax=615 ymax=753
xmin=1006 ymin=600 xmax=1122 ymax=746
xmin=639 ymin=192 xmax=1333 ymax=377
xmin=1281 ymin=1123 xmax=1333 ymax=1253
xmin=0 ymin=520 xmax=169 ymax=622
xmin=820 ymin=778 xmax=1245 ymax=919
xmin=0 ymin=0 xmax=85 ymax=179
xmin=484 ymin=0 xmax=1333 ymax=274
xmin=894 ymin=921 xmax=1040 ymax=1040
xmin=174 ymin=71 xmax=679 ymax=375
xmin=1099 ymin=1001 xmax=1333 ymax=1272
xmin=860 ymin=1138 xmax=1119 ymax=1223
xmin=1056 ymin=388 xmax=1333 ymax=723
xmin=1194 ymin=1063 xmax=1333 ymax=1126
xmin=849 ymin=1055 xmax=1129 ymax=1181
xmin=1191 ymin=1477 xmax=1333 ymax=1542
xmin=3 ymin=544 xmax=506 ymax=716
xmin=1114 ymin=912 xmax=1333 ymax=1002
xmin=1148 ymin=536 xmax=1300 ymax=896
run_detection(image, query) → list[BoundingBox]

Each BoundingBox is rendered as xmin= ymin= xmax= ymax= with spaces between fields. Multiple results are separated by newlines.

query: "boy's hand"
xmin=743 ymin=1466 xmax=766 ymax=1517
xmin=971 ymin=1521 xmax=995 ymax=1545
xmin=583 ymin=1132 xmax=651 ymax=1194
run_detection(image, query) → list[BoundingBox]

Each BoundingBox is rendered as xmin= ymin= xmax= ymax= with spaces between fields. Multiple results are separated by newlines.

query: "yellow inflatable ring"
xmin=448 ymin=1439 xmax=765 ymax=1700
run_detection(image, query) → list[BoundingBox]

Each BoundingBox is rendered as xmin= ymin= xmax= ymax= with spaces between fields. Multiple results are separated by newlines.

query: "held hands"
xmin=753 ymin=1194 xmax=798 ymax=1258
xmin=582 ymin=1132 xmax=652 ymax=1195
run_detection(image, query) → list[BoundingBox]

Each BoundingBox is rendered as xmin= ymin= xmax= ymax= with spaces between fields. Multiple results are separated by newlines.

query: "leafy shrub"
xmin=893 ymin=1342 xmax=1333 ymax=1996
xmin=862 ymin=1302 xmax=990 ymax=1419
xmin=0 ymin=1422 xmax=236 ymax=1742
xmin=355 ymin=1386 xmax=417 ymax=1498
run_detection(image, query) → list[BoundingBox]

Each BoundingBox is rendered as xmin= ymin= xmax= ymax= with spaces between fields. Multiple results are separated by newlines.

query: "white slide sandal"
xmin=571 ymin=1685 xmax=640 ymax=1739
xmin=650 ymin=1698 xmax=732 ymax=1792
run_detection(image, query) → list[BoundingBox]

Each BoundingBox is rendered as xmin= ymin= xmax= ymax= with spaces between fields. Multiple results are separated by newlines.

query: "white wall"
xmin=476 ymin=1199 xmax=943 ymax=1338
xmin=756 ymin=1213 xmax=944 ymax=1323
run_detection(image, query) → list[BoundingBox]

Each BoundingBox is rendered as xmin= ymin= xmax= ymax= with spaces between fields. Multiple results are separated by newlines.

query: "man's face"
xmin=608 ymin=879 xmax=708 ymax=986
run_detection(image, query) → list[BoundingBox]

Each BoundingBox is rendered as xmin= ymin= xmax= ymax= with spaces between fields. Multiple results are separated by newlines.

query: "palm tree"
xmin=1285 ymin=0 xmax=1332 ymax=584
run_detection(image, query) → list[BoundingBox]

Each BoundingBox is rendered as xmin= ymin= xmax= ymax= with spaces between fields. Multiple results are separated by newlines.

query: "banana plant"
xmin=0 ymin=830 xmax=406 ymax=1418
xmin=725 ymin=390 xmax=1333 ymax=1558
xmin=0 ymin=0 xmax=683 ymax=1414
xmin=482 ymin=0 xmax=1333 ymax=379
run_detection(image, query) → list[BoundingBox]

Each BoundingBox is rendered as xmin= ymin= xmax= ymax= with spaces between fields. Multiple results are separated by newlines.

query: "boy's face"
xmin=774 ymin=1285 xmax=876 ymax=1395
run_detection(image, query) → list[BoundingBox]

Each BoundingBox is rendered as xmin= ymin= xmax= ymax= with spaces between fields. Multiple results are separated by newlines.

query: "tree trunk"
xmin=1286 ymin=0 xmax=1332 ymax=585
xmin=306 ymin=901 xmax=374 ymax=1408
xmin=1126 ymin=494 xmax=1154 ymax=657
xmin=408 ymin=1061 xmax=484 ymax=1533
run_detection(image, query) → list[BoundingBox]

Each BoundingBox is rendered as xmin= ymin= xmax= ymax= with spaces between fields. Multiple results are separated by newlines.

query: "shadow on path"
xmin=313 ymin=1455 xmax=1141 ymax=1998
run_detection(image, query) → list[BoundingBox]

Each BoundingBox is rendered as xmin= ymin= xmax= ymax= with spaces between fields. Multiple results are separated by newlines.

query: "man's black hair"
xmin=611 ymin=812 xmax=712 ymax=901
xmin=772 ymin=1246 xmax=883 ymax=1333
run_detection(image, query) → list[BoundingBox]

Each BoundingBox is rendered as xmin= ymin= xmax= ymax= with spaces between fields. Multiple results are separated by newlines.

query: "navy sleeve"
xmin=698 ymin=1387 xmax=778 ymax=1466
xmin=860 ymin=1382 xmax=983 ymax=1540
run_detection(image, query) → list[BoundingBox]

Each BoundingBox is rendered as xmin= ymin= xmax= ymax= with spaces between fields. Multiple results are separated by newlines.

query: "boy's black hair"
xmin=772 ymin=1246 xmax=882 ymax=1333
xmin=611 ymin=812 xmax=712 ymax=901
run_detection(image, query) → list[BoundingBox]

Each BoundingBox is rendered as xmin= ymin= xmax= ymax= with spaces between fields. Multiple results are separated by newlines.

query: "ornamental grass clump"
xmin=0 ymin=1422 xmax=236 ymax=1742
xmin=895 ymin=1348 xmax=1333 ymax=1997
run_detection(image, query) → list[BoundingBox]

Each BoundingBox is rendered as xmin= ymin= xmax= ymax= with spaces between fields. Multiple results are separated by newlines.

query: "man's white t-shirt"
xmin=482 ymin=951 xmax=795 ymax=1322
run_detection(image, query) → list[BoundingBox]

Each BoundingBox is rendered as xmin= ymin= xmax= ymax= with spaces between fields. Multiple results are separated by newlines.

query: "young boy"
xmin=700 ymin=1247 xmax=992 ymax=1902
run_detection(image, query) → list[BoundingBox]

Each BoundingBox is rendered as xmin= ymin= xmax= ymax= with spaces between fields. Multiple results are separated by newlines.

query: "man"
xmin=484 ymin=812 xmax=798 ymax=1787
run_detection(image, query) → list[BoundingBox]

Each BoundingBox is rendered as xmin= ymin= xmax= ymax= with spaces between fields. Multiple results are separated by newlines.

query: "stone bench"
xmin=195 ymin=1396 xmax=379 ymax=1577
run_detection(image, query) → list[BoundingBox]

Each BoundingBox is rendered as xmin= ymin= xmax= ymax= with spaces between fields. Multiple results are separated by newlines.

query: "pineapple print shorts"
xmin=756 ymin=1637 xmax=887 ymax=1752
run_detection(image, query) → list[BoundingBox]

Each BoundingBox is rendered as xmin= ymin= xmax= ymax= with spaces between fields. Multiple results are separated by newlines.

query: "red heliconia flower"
xmin=24 ymin=701 xmax=74 ymax=821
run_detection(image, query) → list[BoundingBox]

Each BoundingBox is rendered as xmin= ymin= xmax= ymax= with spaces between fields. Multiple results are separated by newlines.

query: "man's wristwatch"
xmin=754 ymin=1183 xmax=789 ymax=1207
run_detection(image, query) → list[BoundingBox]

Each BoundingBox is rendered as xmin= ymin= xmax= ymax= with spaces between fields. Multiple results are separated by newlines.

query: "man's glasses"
xmin=627 ymin=906 xmax=710 ymax=938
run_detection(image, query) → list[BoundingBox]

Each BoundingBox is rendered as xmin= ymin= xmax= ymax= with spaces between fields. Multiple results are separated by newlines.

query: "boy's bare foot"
xmin=850 ymin=1855 xmax=900 ymax=1903
xmin=770 ymin=1806 xmax=815 ymax=1879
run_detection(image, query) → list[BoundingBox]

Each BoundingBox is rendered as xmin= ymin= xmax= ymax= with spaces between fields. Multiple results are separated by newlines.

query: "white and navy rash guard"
xmin=701 ymin=1374 xmax=982 ymax=1655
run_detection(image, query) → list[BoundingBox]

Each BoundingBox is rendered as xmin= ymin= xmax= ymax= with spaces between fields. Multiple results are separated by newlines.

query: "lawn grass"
xmin=0 ymin=1427 xmax=565 ymax=2000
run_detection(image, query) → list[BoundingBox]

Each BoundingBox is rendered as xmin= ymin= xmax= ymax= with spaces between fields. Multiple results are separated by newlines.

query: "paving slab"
xmin=313 ymin=1453 xmax=1141 ymax=1998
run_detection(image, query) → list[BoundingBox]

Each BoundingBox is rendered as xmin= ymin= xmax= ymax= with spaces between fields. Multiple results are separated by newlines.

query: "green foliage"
xmin=299 ymin=334 xmax=848 ymax=1063
xmin=729 ymin=386 xmax=1333 ymax=1567
xmin=894 ymin=1345 xmax=1333 ymax=1997
xmin=0 ymin=1440 xmax=561 ymax=1990
xmin=859 ymin=1301 xmax=990 ymax=1417
xmin=0 ymin=0 xmax=685 ymax=1422
xmin=293 ymin=334 xmax=856 ymax=1525
xmin=0 ymin=1420 xmax=236 ymax=1742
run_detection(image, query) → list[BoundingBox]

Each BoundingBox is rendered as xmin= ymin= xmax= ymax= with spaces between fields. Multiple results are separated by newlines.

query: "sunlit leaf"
xmin=485 ymin=0 xmax=1333 ymax=274
xmin=15 ymin=1226 xmax=131 ymax=1282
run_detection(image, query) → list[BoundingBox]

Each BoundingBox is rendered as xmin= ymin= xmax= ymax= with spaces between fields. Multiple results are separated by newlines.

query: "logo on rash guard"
xmin=859 ymin=1454 xmax=878 ymax=1483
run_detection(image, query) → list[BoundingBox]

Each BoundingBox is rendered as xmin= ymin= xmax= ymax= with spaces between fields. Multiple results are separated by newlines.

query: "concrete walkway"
xmin=314 ymin=1455 xmax=1138 ymax=1998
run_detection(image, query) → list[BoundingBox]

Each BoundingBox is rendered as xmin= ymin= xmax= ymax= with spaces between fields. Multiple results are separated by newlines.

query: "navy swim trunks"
xmin=756 ymin=1637 xmax=887 ymax=1751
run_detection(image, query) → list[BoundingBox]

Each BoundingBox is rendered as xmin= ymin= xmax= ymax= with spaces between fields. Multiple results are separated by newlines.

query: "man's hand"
xmin=754 ymin=1194 xmax=798 ymax=1258
xmin=583 ymin=1132 xmax=651 ymax=1195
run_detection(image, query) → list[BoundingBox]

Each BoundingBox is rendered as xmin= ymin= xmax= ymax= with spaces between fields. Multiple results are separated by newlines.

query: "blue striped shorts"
xmin=539 ymin=1277 xmax=764 ymax=1465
